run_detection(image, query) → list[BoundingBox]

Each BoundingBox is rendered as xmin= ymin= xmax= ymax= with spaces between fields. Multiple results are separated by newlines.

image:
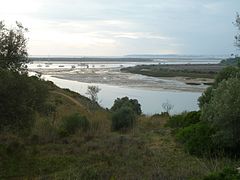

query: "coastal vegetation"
xmin=121 ymin=64 xmax=225 ymax=79
xmin=1 ymin=14 xmax=240 ymax=179
xmin=1 ymin=62 xmax=240 ymax=179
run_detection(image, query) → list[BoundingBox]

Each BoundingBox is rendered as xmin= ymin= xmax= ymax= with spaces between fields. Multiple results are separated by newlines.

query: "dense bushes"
xmin=58 ymin=113 xmax=90 ymax=137
xmin=214 ymin=66 xmax=240 ymax=86
xmin=166 ymin=111 xmax=201 ymax=129
xmin=220 ymin=57 xmax=240 ymax=66
xmin=111 ymin=97 xmax=142 ymax=115
xmin=176 ymin=122 xmax=214 ymax=156
xmin=199 ymin=66 xmax=240 ymax=108
xmin=166 ymin=111 xmax=213 ymax=156
xmin=0 ymin=70 xmax=48 ymax=134
xmin=204 ymin=167 xmax=240 ymax=180
xmin=111 ymin=107 xmax=136 ymax=131
xmin=170 ymin=66 xmax=240 ymax=157
xmin=201 ymin=78 xmax=240 ymax=153
xmin=110 ymin=97 xmax=141 ymax=131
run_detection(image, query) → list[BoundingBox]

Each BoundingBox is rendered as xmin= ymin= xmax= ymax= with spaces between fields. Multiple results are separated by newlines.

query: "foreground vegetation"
xmin=1 ymin=68 xmax=240 ymax=179
xmin=1 ymin=15 xmax=240 ymax=179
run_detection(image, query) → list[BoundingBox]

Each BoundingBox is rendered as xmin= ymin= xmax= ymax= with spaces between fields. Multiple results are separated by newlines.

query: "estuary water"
xmin=28 ymin=57 xmax=222 ymax=115
xmin=43 ymin=75 xmax=201 ymax=115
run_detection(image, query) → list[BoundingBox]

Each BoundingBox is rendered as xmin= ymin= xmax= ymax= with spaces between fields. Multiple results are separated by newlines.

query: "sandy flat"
xmin=31 ymin=67 xmax=211 ymax=92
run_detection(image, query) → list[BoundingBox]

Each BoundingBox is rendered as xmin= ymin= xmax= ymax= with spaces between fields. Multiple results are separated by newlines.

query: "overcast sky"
xmin=0 ymin=0 xmax=239 ymax=56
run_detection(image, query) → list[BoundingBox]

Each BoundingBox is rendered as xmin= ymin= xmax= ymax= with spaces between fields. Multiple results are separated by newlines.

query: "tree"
xmin=201 ymin=78 xmax=240 ymax=152
xmin=86 ymin=85 xmax=101 ymax=103
xmin=111 ymin=107 xmax=136 ymax=131
xmin=0 ymin=21 xmax=29 ymax=72
xmin=0 ymin=70 xmax=48 ymax=134
xmin=111 ymin=96 xmax=142 ymax=115
xmin=162 ymin=100 xmax=174 ymax=114
xmin=198 ymin=66 xmax=240 ymax=108
xmin=58 ymin=113 xmax=89 ymax=137
xmin=215 ymin=66 xmax=240 ymax=85
xmin=234 ymin=13 xmax=240 ymax=50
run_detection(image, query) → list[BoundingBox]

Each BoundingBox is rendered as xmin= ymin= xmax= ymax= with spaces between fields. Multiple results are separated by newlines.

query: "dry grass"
xmin=1 ymin=87 xmax=239 ymax=179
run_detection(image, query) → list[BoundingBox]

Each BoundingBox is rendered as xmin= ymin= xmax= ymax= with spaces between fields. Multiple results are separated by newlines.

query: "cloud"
xmin=0 ymin=0 xmax=238 ymax=55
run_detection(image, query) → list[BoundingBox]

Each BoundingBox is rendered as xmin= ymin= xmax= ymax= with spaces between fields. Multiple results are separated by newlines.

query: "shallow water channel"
xmin=44 ymin=75 xmax=201 ymax=115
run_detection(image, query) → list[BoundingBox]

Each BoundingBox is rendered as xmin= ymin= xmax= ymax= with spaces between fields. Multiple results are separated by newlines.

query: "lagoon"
xmin=44 ymin=75 xmax=201 ymax=115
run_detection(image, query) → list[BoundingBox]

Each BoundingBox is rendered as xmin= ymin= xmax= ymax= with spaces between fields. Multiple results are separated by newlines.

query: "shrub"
xmin=166 ymin=113 xmax=185 ymax=130
xmin=214 ymin=66 xmax=240 ymax=86
xmin=111 ymin=97 xmax=142 ymax=115
xmin=166 ymin=111 xmax=200 ymax=130
xmin=198 ymin=66 xmax=240 ymax=108
xmin=111 ymin=107 xmax=136 ymax=131
xmin=58 ymin=113 xmax=90 ymax=137
xmin=183 ymin=111 xmax=201 ymax=126
xmin=0 ymin=70 xmax=48 ymax=134
xmin=204 ymin=167 xmax=240 ymax=180
xmin=201 ymin=78 xmax=240 ymax=154
xmin=176 ymin=122 xmax=214 ymax=156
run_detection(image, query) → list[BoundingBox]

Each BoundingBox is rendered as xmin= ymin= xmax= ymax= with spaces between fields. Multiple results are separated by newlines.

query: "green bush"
xmin=204 ymin=167 xmax=240 ymax=180
xmin=111 ymin=107 xmax=136 ymax=131
xmin=59 ymin=113 xmax=90 ymax=137
xmin=184 ymin=111 xmax=201 ymax=126
xmin=201 ymin=78 xmax=240 ymax=154
xmin=166 ymin=113 xmax=185 ymax=129
xmin=214 ymin=66 xmax=240 ymax=86
xmin=111 ymin=97 xmax=142 ymax=115
xmin=166 ymin=111 xmax=201 ymax=130
xmin=199 ymin=66 xmax=240 ymax=108
xmin=176 ymin=122 xmax=214 ymax=156
xmin=0 ymin=70 xmax=48 ymax=134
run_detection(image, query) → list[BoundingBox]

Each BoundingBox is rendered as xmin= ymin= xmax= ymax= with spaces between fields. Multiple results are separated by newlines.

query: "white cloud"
xmin=0 ymin=0 xmax=237 ymax=55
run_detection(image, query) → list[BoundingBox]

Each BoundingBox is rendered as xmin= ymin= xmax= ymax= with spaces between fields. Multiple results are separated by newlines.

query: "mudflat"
xmin=31 ymin=64 xmax=218 ymax=92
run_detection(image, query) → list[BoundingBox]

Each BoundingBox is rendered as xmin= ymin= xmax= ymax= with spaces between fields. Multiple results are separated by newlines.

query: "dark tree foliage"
xmin=0 ymin=21 xmax=29 ymax=72
xmin=204 ymin=167 xmax=240 ymax=180
xmin=0 ymin=70 xmax=48 ymax=133
xmin=176 ymin=122 xmax=214 ymax=156
xmin=111 ymin=107 xmax=136 ymax=131
xmin=111 ymin=97 xmax=142 ymax=115
xmin=167 ymin=111 xmax=201 ymax=130
xmin=220 ymin=57 xmax=240 ymax=66
xmin=234 ymin=13 xmax=240 ymax=49
xmin=214 ymin=66 xmax=240 ymax=85
xmin=198 ymin=66 xmax=240 ymax=108
xmin=58 ymin=113 xmax=89 ymax=137
xmin=201 ymin=78 xmax=240 ymax=153
xmin=198 ymin=86 xmax=214 ymax=108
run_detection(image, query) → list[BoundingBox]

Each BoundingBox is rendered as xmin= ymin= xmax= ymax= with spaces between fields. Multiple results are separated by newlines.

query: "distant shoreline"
xmin=121 ymin=64 xmax=226 ymax=79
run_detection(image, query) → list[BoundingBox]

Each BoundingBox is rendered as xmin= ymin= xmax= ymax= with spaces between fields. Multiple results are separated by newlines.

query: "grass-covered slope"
xmin=1 ymin=71 xmax=239 ymax=179
xmin=1 ymin=112 xmax=238 ymax=179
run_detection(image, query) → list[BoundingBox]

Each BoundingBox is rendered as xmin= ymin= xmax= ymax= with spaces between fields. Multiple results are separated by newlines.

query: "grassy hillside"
xmin=1 ymin=73 xmax=239 ymax=179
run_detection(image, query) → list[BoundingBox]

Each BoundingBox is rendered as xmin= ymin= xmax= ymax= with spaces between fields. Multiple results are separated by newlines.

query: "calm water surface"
xmin=44 ymin=75 xmax=201 ymax=115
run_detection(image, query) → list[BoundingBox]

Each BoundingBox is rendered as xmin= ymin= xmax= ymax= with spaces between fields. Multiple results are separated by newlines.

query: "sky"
xmin=0 ymin=0 xmax=239 ymax=56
